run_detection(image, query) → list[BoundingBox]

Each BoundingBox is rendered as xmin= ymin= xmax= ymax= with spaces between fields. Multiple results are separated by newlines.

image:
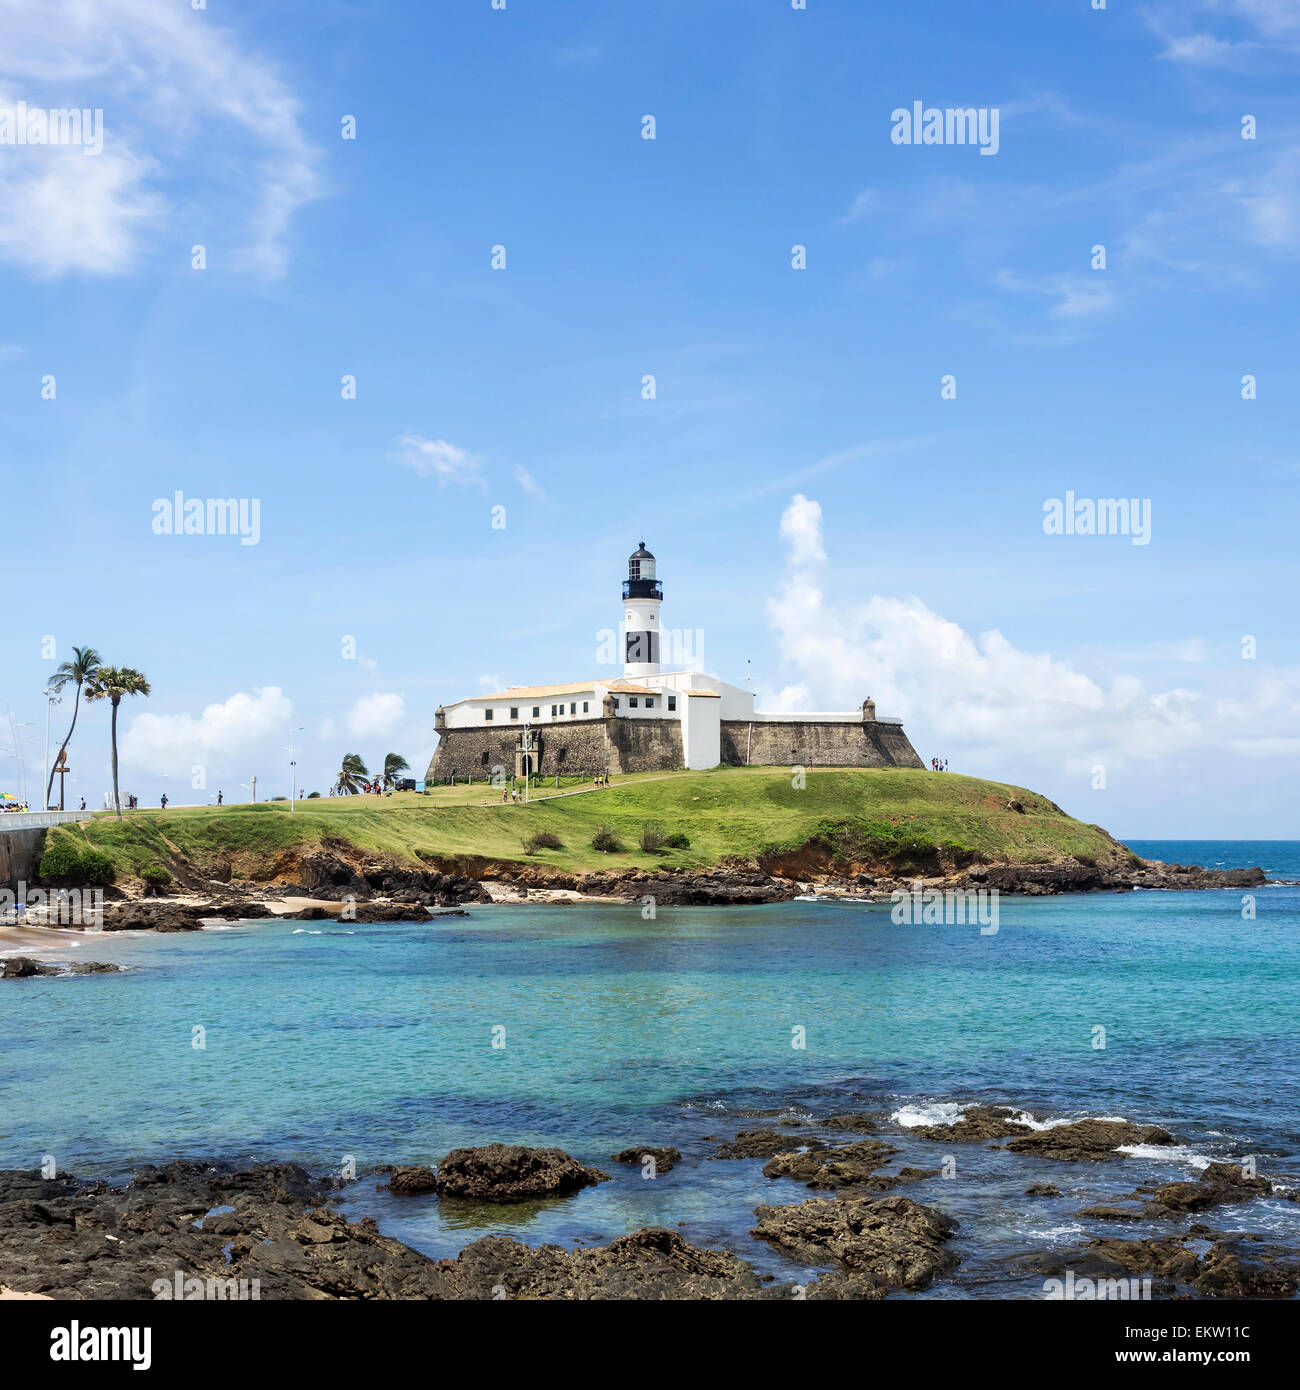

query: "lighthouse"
xmin=623 ymin=541 xmax=663 ymax=678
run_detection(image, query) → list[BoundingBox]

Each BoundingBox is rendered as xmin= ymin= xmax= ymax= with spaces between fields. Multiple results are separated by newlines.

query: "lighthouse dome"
xmin=624 ymin=541 xmax=661 ymax=599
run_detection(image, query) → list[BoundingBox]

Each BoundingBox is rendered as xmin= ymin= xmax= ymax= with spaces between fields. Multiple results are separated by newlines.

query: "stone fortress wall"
xmin=426 ymin=701 xmax=923 ymax=780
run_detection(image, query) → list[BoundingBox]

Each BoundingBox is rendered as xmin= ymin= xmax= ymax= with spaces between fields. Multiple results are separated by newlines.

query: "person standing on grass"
xmin=160 ymin=794 xmax=168 ymax=809
xmin=217 ymin=790 xmax=223 ymax=805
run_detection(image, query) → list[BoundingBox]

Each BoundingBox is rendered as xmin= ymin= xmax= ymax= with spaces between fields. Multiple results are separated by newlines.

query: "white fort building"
xmin=426 ymin=543 xmax=922 ymax=781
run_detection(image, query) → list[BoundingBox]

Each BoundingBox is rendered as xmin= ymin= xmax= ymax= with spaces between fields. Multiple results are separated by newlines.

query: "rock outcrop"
xmin=1005 ymin=1118 xmax=1176 ymax=1161
xmin=433 ymin=1144 xmax=609 ymax=1202
xmin=753 ymin=1194 xmax=959 ymax=1297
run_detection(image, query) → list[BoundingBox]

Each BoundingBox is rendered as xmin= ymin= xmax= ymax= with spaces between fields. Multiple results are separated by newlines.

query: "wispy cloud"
xmin=0 ymin=0 xmax=323 ymax=278
xmin=514 ymin=464 xmax=546 ymax=499
xmin=395 ymin=435 xmax=487 ymax=489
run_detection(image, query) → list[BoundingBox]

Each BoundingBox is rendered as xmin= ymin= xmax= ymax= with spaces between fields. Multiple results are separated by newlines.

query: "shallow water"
xmin=2 ymin=839 xmax=1297 ymax=1297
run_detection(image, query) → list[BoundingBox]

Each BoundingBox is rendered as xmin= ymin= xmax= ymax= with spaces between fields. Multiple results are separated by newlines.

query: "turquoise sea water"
xmin=2 ymin=839 xmax=1298 ymax=1296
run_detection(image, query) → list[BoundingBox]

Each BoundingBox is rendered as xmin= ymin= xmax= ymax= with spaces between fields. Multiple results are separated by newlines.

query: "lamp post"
xmin=521 ymin=721 xmax=532 ymax=803
xmin=42 ymin=688 xmax=61 ymax=812
xmin=289 ymin=729 xmax=304 ymax=811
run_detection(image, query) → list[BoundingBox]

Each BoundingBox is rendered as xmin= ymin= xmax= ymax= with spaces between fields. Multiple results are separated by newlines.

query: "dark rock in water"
xmin=909 ymin=1104 xmax=1034 ymax=1142
xmin=714 ymin=1129 xmax=823 ymax=1160
xmin=823 ymin=1113 xmax=880 ymax=1133
xmin=434 ymin=1144 xmax=609 ymax=1203
xmin=1026 ymin=1183 xmax=1061 ymax=1196
xmin=0 ymin=956 xmax=58 ymax=978
xmin=427 ymin=1226 xmax=782 ymax=1300
xmin=1006 ymin=1118 xmax=1175 ymax=1161
xmin=347 ymin=902 xmax=431 ymax=923
xmin=761 ymin=1139 xmax=900 ymax=1189
xmin=1193 ymin=1239 xmax=1300 ymax=1298
xmin=385 ymin=1165 xmax=439 ymax=1196
xmin=1091 ymin=1161 xmax=1274 ymax=1220
xmin=752 ymin=1193 xmax=959 ymax=1297
xmin=101 ymin=901 xmax=205 ymax=932
xmin=205 ymin=901 xmax=274 ymax=919
xmin=0 ymin=953 xmax=119 ymax=977
xmin=610 ymin=1147 xmax=681 ymax=1173
xmin=1024 ymin=1232 xmax=1300 ymax=1299
xmin=1147 ymin=1162 xmax=1271 ymax=1214
xmin=1077 ymin=1204 xmax=1147 ymax=1221
xmin=0 ymin=1161 xmax=436 ymax=1300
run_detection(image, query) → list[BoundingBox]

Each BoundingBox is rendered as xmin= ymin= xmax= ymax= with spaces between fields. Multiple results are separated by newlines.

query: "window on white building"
xmin=484 ymin=709 xmax=493 ymax=721
xmin=645 ymin=698 xmax=655 ymax=709
xmin=629 ymin=697 xmax=638 ymax=708
xmin=668 ymin=696 xmax=676 ymax=711
xmin=510 ymin=707 xmax=518 ymax=720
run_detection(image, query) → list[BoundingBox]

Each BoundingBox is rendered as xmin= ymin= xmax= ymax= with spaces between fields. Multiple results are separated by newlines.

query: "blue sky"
xmin=1 ymin=0 xmax=1297 ymax=836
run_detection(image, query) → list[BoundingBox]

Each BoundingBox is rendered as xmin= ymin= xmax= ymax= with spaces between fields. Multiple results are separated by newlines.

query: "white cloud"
xmin=765 ymin=495 xmax=1300 ymax=776
xmin=396 ymin=435 xmax=486 ymax=488
xmin=0 ymin=0 xmax=323 ymax=278
xmin=777 ymin=493 xmax=826 ymax=567
xmin=993 ymin=270 xmax=1116 ymax=319
xmin=836 ymin=189 xmax=876 ymax=225
xmin=514 ymin=464 xmax=545 ymax=498
xmin=477 ymin=674 xmax=502 ymax=692
xmin=345 ymin=692 xmax=404 ymax=739
xmin=121 ymin=686 xmax=292 ymax=776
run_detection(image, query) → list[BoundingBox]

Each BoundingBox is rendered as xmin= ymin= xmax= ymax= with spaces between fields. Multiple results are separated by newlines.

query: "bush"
xmin=523 ymin=830 xmax=563 ymax=854
xmin=78 ymin=849 xmax=117 ymax=887
xmin=37 ymin=836 xmax=84 ymax=885
xmin=639 ymin=822 xmax=666 ymax=852
xmin=590 ymin=823 xmax=624 ymax=853
xmin=307 ymin=791 xmax=321 ymax=799
xmin=662 ymin=832 xmax=691 ymax=850
xmin=140 ymin=864 xmax=172 ymax=890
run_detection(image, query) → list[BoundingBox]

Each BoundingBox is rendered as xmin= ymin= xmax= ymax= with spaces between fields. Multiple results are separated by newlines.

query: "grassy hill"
xmin=44 ymin=768 xmax=1137 ymax=887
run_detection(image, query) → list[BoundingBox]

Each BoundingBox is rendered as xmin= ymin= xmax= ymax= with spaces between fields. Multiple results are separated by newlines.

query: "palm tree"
xmin=335 ymin=752 xmax=369 ymax=795
xmin=45 ymin=645 xmax=102 ymax=809
xmin=382 ymin=752 xmax=410 ymax=790
xmin=84 ymin=666 xmax=151 ymax=820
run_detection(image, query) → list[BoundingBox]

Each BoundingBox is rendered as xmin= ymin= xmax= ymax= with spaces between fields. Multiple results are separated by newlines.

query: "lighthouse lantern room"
xmin=623 ymin=541 xmax=663 ymax=678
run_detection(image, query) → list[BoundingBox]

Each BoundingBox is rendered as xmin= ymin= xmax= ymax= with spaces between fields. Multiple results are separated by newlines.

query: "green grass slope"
xmin=49 ymin=767 xmax=1136 ymax=886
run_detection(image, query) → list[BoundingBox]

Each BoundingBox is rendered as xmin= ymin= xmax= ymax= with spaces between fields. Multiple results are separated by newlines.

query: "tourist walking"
xmin=160 ymin=793 xmax=168 ymax=809
xmin=217 ymin=790 xmax=223 ymax=805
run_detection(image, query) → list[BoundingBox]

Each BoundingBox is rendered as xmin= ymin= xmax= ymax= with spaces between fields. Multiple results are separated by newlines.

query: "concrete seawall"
xmin=0 ymin=811 xmax=92 ymax=888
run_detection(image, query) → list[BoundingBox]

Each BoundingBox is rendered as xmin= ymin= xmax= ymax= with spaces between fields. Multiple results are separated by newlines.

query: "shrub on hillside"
xmin=590 ymin=824 xmax=624 ymax=853
xmin=37 ymin=836 xmax=84 ymax=885
xmin=639 ymin=822 xmax=666 ymax=852
xmin=78 ymin=849 xmax=117 ymax=887
xmin=141 ymin=864 xmax=172 ymax=892
xmin=662 ymin=832 xmax=691 ymax=849
xmin=523 ymin=830 xmax=563 ymax=853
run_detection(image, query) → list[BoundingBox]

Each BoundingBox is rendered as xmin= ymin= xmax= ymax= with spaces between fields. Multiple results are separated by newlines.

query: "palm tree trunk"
xmin=110 ymin=697 xmax=122 ymax=819
xmin=44 ymin=686 xmax=81 ymax=809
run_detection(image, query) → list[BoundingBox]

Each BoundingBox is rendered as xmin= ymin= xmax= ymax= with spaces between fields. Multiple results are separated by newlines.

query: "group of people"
xmin=930 ymin=757 xmax=950 ymax=772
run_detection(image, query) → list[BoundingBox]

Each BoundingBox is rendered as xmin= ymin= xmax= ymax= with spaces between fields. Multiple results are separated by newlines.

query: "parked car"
xmin=393 ymin=777 xmax=417 ymax=791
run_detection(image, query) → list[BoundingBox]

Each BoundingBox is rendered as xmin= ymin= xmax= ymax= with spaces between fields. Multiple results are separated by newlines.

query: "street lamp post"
xmin=42 ymin=688 xmax=61 ymax=813
xmin=289 ymin=729 xmax=304 ymax=811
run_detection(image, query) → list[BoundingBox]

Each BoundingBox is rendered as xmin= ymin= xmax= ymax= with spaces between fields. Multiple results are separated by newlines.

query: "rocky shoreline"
xmin=2 ymin=851 xmax=1271 ymax=939
xmin=1 ymin=1103 xmax=1295 ymax=1301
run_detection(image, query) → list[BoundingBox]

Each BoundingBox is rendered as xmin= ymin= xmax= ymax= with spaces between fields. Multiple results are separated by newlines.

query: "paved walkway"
xmin=473 ymin=773 xmax=684 ymax=808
